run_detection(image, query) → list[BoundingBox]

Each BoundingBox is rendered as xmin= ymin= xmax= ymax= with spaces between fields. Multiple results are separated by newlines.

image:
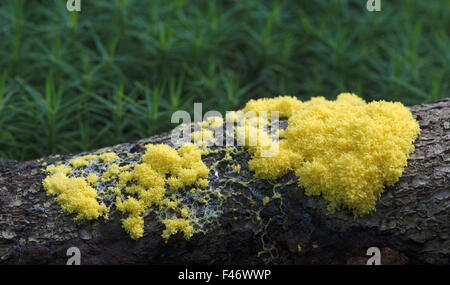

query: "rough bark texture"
xmin=0 ymin=99 xmax=449 ymax=265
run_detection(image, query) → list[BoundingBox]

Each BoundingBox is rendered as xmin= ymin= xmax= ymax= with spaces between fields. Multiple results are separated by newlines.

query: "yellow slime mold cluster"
xmin=42 ymin=143 xmax=210 ymax=241
xmin=116 ymin=143 xmax=209 ymax=239
xmin=43 ymin=165 xmax=107 ymax=220
xmin=242 ymin=93 xmax=420 ymax=216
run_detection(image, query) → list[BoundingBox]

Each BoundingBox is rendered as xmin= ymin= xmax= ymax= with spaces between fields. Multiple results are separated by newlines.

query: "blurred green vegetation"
xmin=0 ymin=0 xmax=448 ymax=160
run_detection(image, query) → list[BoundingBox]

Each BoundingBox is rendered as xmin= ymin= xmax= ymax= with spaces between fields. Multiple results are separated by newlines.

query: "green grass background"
xmin=0 ymin=0 xmax=448 ymax=161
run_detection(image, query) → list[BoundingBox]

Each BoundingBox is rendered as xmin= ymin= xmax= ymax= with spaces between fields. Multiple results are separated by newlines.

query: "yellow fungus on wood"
xmin=161 ymin=218 xmax=194 ymax=241
xmin=242 ymin=93 xmax=420 ymax=216
xmin=122 ymin=215 xmax=144 ymax=240
xmin=116 ymin=197 xmax=145 ymax=216
xmin=191 ymin=128 xmax=215 ymax=148
xmin=86 ymin=173 xmax=98 ymax=185
xmin=242 ymin=95 xmax=303 ymax=118
xmin=99 ymin=152 xmax=119 ymax=162
xmin=101 ymin=164 xmax=121 ymax=182
xmin=43 ymin=142 xmax=209 ymax=241
xmin=196 ymin=178 xmax=209 ymax=188
xmin=42 ymin=166 xmax=107 ymax=221
xmin=70 ymin=155 xmax=97 ymax=168
xmin=117 ymin=143 xmax=209 ymax=238
xmin=181 ymin=207 xmax=189 ymax=218
xmin=207 ymin=116 xmax=224 ymax=129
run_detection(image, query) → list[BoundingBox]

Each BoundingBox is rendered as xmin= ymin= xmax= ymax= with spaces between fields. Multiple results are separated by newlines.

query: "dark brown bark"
xmin=0 ymin=99 xmax=449 ymax=265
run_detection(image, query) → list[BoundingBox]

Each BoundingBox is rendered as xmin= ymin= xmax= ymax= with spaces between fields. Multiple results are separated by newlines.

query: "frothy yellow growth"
xmin=42 ymin=166 xmax=107 ymax=220
xmin=46 ymin=164 xmax=72 ymax=175
xmin=191 ymin=128 xmax=215 ymax=148
xmin=99 ymin=152 xmax=119 ymax=162
xmin=116 ymin=197 xmax=145 ymax=215
xmin=225 ymin=110 xmax=245 ymax=123
xmin=180 ymin=207 xmax=189 ymax=218
xmin=247 ymin=140 xmax=296 ymax=180
xmin=196 ymin=178 xmax=209 ymax=188
xmin=115 ymin=195 xmax=145 ymax=239
xmin=43 ymin=143 xmax=209 ymax=241
xmin=133 ymin=163 xmax=165 ymax=188
xmin=118 ymin=142 xmax=209 ymax=240
xmin=242 ymin=95 xmax=303 ymax=118
xmin=122 ymin=215 xmax=144 ymax=240
xmin=243 ymin=93 xmax=420 ymax=216
xmin=235 ymin=119 xmax=273 ymax=155
xmin=101 ymin=164 xmax=121 ymax=182
xmin=206 ymin=116 xmax=224 ymax=129
xmin=86 ymin=173 xmax=98 ymax=185
xmin=161 ymin=218 xmax=194 ymax=241
xmin=142 ymin=144 xmax=181 ymax=174
xmin=70 ymin=155 xmax=97 ymax=168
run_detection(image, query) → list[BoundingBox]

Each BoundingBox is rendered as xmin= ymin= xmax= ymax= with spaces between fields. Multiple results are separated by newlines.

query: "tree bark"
xmin=0 ymin=99 xmax=449 ymax=265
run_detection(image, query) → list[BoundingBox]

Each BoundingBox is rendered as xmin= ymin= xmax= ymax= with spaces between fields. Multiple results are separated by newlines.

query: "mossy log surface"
xmin=0 ymin=99 xmax=449 ymax=265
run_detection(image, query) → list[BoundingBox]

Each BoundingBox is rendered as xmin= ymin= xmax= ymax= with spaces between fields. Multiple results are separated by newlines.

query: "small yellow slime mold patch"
xmin=116 ymin=143 xmax=209 ymax=240
xmin=99 ymin=152 xmax=119 ymax=162
xmin=243 ymin=93 xmax=420 ymax=216
xmin=161 ymin=218 xmax=194 ymax=241
xmin=43 ymin=165 xmax=107 ymax=220
xmin=70 ymin=155 xmax=97 ymax=168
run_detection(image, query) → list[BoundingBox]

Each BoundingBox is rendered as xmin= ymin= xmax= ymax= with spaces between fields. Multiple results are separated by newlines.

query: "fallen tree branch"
xmin=0 ymin=99 xmax=449 ymax=265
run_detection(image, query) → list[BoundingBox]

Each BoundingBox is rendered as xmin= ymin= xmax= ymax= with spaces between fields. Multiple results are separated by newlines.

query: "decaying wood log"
xmin=0 ymin=99 xmax=449 ymax=265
